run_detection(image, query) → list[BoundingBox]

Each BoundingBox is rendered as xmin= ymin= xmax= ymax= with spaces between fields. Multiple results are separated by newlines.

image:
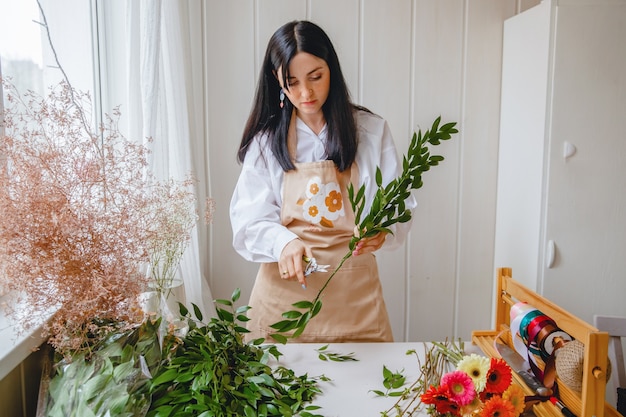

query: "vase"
xmin=138 ymin=262 xmax=189 ymax=342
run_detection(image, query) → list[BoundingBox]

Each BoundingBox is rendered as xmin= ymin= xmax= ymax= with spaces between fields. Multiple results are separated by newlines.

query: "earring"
xmin=279 ymin=88 xmax=285 ymax=108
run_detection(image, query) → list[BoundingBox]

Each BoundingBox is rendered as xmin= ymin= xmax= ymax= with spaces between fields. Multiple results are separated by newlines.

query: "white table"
xmin=271 ymin=342 xmax=436 ymax=417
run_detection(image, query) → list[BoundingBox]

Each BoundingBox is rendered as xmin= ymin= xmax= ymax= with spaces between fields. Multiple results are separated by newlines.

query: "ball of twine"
xmin=555 ymin=340 xmax=611 ymax=392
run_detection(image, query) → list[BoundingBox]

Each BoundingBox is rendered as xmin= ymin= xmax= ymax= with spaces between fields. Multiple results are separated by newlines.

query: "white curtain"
xmin=124 ymin=0 xmax=215 ymax=319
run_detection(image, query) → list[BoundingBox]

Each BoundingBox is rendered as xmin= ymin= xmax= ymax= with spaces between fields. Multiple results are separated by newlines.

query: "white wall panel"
xmin=204 ymin=1 xmax=258 ymax=302
xmin=359 ymin=0 xmax=413 ymax=341
xmin=455 ymin=0 xmax=517 ymax=338
xmin=407 ymin=0 xmax=464 ymax=342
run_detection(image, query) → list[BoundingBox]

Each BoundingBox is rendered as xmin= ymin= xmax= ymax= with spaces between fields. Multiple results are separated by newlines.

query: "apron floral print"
xmin=300 ymin=176 xmax=345 ymax=228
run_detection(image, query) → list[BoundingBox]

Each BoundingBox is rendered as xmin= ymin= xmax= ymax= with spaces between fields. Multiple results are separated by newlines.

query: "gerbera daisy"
xmin=502 ymin=384 xmax=526 ymax=416
xmin=480 ymin=389 xmax=497 ymax=402
xmin=457 ymin=354 xmax=490 ymax=392
xmin=485 ymin=358 xmax=513 ymax=394
xmin=441 ymin=370 xmax=476 ymax=405
xmin=435 ymin=399 xmax=462 ymax=417
xmin=460 ymin=395 xmax=483 ymax=416
xmin=480 ymin=396 xmax=516 ymax=417
xmin=421 ymin=384 xmax=450 ymax=404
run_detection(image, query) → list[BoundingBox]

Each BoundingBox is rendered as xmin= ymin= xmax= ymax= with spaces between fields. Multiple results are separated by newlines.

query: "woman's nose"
xmin=301 ymin=84 xmax=312 ymax=97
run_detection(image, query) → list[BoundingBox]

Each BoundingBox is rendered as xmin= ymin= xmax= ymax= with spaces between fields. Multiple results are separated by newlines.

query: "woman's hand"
xmin=352 ymin=232 xmax=387 ymax=256
xmin=279 ymin=239 xmax=313 ymax=288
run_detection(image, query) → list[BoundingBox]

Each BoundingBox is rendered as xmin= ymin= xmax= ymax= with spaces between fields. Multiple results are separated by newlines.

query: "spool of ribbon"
xmin=510 ymin=302 xmax=573 ymax=389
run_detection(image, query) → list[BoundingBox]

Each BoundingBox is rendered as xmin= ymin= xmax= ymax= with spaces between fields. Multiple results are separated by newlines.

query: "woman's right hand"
xmin=279 ymin=239 xmax=313 ymax=288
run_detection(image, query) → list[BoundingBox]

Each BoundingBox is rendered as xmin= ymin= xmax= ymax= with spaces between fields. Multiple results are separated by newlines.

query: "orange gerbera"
xmin=484 ymin=358 xmax=513 ymax=394
xmin=435 ymin=399 xmax=462 ymax=417
xmin=480 ymin=395 xmax=516 ymax=417
xmin=421 ymin=384 xmax=462 ymax=417
xmin=421 ymin=384 xmax=450 ymax=404
xmin=460 ymin=396 xmax=483 ymax=416
xmin=502 ymin=384 xmax=526 ymax=416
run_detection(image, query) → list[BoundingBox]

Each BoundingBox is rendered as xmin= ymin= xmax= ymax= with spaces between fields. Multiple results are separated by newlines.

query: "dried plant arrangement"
xmin=0 ymin=79 xmax=197 ymax=357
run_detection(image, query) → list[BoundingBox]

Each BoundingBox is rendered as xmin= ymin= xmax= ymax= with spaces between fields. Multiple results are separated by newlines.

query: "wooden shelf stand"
xmin=472 ymin=267 xmax=619 ymax=417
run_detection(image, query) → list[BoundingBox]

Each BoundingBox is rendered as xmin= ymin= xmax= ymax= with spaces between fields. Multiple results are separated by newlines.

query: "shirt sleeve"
xmin=229 ymin=137 xmax=298 ymax=263
xmin=355 ymin=112 xmax=417 ymax=251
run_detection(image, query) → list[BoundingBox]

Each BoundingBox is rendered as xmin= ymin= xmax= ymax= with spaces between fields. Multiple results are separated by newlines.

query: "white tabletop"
xmin=271 ymin=342 xmax=434 ymax=417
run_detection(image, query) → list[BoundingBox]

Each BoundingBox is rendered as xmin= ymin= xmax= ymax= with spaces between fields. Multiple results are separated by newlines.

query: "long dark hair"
xmin=237 ymin=20 xmax=359 ymax=172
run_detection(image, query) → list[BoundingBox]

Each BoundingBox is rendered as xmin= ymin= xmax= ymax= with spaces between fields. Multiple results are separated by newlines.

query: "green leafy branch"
xmin=370 ymin=366 xmax=407 ymax=398
xmin=315 ymin=344 xmax=359 ymax=362
xmin=147 ymin=289 xmax=325 ymax=417
xmin=269 ymin=117 xmax=458 ymax=342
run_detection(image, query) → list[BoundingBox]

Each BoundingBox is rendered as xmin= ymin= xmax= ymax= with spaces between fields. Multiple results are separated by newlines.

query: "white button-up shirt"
xmin=230 ymin=110 xmax=416 ymax=263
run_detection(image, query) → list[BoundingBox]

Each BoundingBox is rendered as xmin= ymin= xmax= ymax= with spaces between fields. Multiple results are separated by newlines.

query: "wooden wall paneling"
xmin=407 ymin=0 xmax=465 ymax=342
xmin=360 ymin=0 xmax=413 ymax=341
xmin=256 ymin=0 xmax=307 ymax=58
xmin=308 ymin=0 xmax=361 ymax=100
xmin=454 ymin=0 xmax=517 ymax=339
xmin=204 ymin=2 xmax=259 ymax=302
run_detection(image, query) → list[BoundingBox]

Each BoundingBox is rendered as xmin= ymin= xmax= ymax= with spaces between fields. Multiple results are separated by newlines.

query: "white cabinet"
xmin=494 ymin=0 xmax=626 ymax=323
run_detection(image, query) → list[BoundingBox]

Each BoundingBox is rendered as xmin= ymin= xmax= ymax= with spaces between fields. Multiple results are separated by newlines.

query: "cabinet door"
xmin=494 ymin=1 xmax=551 ymax=291
xmin=539 ymin=4 xmax=626 ymax=323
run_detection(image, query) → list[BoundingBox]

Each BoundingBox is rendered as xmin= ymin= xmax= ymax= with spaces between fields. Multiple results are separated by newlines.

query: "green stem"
xmin=311 ymin=250 xmax=353 ymax=307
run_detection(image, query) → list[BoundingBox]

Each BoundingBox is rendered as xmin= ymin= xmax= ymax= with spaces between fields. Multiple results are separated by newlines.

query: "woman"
xmin=230 ymin=20 xmax=416 ymax=342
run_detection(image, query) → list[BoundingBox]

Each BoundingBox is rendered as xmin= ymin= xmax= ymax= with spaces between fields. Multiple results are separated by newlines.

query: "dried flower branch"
xmin=143 ymin=177 xmax=198 ymax=296
xmin=0 ymin=79 xmax=198 ymax=357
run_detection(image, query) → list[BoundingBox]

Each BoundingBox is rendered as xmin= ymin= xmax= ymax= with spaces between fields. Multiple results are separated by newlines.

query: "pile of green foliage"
xmin=42 ymin=289 xmax=325 ymax=417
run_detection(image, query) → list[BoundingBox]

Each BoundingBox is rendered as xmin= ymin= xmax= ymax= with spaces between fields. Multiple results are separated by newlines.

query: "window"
xmin=0 ymin=0 xmax=97 ymax=119
xmin=0 ymin=0 xmax=98 ymax=379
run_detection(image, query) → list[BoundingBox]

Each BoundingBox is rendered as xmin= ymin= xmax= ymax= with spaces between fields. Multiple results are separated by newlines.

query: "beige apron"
xmin=245 ymin=116 xmax=393 ymax=343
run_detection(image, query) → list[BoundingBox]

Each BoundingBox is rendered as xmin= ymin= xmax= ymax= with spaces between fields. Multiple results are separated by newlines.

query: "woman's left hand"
xmin=352 ymin=232 xmax=387 ymax=256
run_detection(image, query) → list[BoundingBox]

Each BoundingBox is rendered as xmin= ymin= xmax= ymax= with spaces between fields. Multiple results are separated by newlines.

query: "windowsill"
xmin=0 ymin=292 xmax=53 ymax=381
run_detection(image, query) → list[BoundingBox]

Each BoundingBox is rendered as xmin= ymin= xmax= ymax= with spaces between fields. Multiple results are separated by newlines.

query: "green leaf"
xmin=214 ymin=298 xmax=232 ymax=306
xmin=270 ymin=333 xmax=288 ymax=344
xmin=232 ymin=287 xmax=241 ymax=302
xmin=375 ymin=166 xmax=383 ymax=187
xmin=292 ymin=300 xmax=313 ymax=309
xmin=269 ymin=319 xmax=297 ymax=331
xmin=151 ymin=368 xmax=179 ymax=386
xmin=282 ymin=310 xmax=303 ymax=319
xmin=311 ymin=300 xmax=322 ymax=317
xmin=192 ymin=303 xmax=204 ymax=321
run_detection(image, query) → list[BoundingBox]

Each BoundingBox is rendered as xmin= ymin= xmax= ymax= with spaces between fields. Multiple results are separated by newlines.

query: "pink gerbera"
xmin=441 ymin=370 xmax=476 ymax=406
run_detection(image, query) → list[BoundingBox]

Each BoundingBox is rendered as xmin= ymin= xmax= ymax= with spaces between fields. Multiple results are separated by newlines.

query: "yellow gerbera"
xmin=456 ymin=354 xmax=490 ymax=392
xmin=502 ymin=384 xmax=526 ymax=416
